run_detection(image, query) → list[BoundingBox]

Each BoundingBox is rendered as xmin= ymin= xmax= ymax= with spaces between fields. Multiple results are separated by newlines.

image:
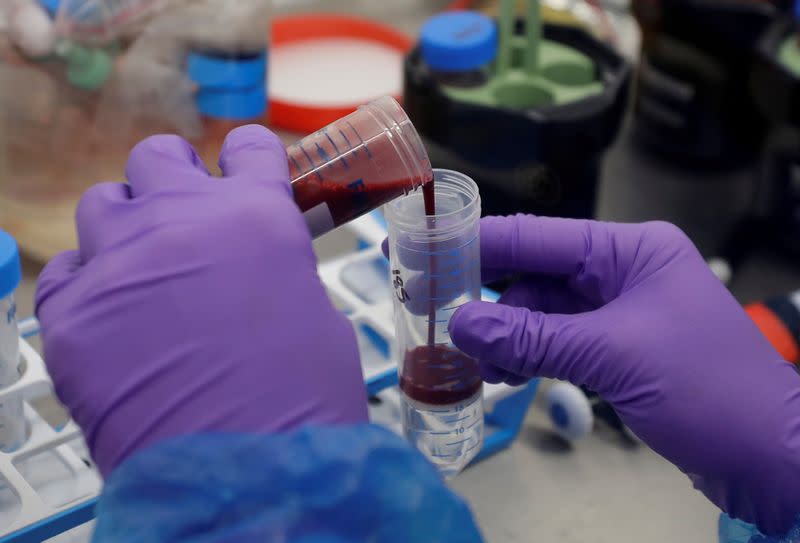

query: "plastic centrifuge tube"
xmin=385 ymin=169 xmax=483 ymax=478
xmin=288 ymin=96 xmax=433 ymax=238
xmin=0 ymin=231 xmax=26 ymax=452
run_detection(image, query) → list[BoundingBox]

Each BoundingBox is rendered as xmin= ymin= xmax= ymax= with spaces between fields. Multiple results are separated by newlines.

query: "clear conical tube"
xmin=386 ymin=169 xmax=483 ymax=478
xmin=288 ymin=96 xmax=433 ymax=238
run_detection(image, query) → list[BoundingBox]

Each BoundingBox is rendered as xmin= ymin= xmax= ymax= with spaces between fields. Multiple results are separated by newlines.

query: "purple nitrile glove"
xmin=449 ymin=215 xmax=800 ymax=535
xmin=35 ymin=126 xmax=368 ymax=478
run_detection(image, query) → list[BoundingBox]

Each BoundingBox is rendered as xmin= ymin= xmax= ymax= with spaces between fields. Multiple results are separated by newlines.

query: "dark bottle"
xmin=419 ymin=11 xmax=498 ymax=89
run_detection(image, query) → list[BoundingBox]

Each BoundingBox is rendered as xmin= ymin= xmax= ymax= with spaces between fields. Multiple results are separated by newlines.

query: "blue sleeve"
xmin=91 ymin=424 xmax=485 ymax=543
xmin=720 ymin=513 xmax=800 ymax=543
xmin=750 ymin=521 xmax=800 ymax=543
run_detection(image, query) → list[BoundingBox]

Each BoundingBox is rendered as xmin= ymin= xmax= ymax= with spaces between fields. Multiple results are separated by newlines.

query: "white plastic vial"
xmin=0 ymin=230 xmax=26 ymax=452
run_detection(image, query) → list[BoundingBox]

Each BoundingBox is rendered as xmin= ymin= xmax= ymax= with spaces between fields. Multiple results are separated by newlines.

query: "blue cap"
xmin=420 ymin=11 xmax=498 ymax=72
xmin=795 ymin=0 xmax=800 ymax=19
xmin=38 ymin=0 xmax=60 ymax=16
xmin=0 ymin=231 xmax=21 ymax=300
xmin=187 ymin=50 xmax=267 ymax=90
xmin=196 ymin=86 xmax=267 ymax=120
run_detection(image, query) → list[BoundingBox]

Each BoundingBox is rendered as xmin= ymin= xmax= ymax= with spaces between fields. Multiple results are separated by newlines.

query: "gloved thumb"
xmin=449 ymin=301 xmax=607 ymax=390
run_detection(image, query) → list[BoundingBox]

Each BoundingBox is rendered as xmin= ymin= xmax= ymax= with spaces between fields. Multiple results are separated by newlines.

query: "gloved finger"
xmin=401 ymin=273 xmax=596 ymax=316
xmin=384 ymin=235 xmax=429 ymax=273
xmin=480 ymin=268 xmax=516 ymax=285
xmin=504 ymin=374 xmax=531 ymax=387
xmin=499 ymin=276 xmax=595 ymax=315
xmin=480 ymin=363 xmax=507 ymax=384
xmin=218 ymin=125 xmax=291 ymax=196
xmin=75 ymin=182 xmax=133 ymax=263
xmin=381 ymin=216 xmax=572 ymax=284
xmin=397 ymin=264 xmax=481 ymax=316
xmin=392 ymin=230 xmax=484 ymax=315
xmin=479 ymin=214 xmax=610 ymax=280
xmin=387 ymin=223 xmax=480 ymax=273
xmin=125 ymin=135 xmax=210 ymax=197
xmin=380 ymin=234 xmax=513 ymax=286
xmin=389 ymin=231 xmax=482 ymax=315
xmin=35 ymin=250 xmax=81 ymax=317
xmin=480 ymin=360 xmax=530 ymax=386
xmin=449 ymin=301 xmax=603 ymax=389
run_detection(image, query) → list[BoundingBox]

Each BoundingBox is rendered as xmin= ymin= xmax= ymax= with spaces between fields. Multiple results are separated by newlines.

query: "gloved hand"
xmin=35 ymin=126 xmax=368 ymax=478
xmin=449 ymin=215 xmax=800 ymax=535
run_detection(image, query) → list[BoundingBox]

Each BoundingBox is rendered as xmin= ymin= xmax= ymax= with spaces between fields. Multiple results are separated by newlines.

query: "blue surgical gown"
xmin=91 ymin=424 xmax=485 ymax=542
xmin=90 ymin=424 xmax=800 ymax=542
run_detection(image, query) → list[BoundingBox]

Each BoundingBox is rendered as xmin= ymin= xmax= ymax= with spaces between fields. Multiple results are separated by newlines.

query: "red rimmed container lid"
xmin=270 ymin=14 xmax=413 ymax=133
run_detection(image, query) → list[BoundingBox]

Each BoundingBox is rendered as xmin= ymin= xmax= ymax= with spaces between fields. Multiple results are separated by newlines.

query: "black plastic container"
xmin=403 ymin=22 xmax=631 ymax=219
xmin=632 ymin=0 xmax=786 ymax=164
xmin=714 ymin=14 xmax=800 ymax=271
xmin=749 ymin=16 xmax=800 ymax=254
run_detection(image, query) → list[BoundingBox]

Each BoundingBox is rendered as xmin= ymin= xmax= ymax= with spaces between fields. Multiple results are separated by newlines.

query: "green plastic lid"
xmin=60 ymin=42 xmax=113 ymax=90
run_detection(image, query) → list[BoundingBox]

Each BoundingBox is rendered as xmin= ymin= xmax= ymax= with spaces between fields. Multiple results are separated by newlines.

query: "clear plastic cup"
xmin=385 ymin=168 xmax=483 ymax=478
xmin=289 ymin=96 xmax=433 ymax=238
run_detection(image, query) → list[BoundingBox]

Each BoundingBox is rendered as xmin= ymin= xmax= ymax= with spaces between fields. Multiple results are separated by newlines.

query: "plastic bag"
xmin=0 ymin=0 xmax=271 ymax=261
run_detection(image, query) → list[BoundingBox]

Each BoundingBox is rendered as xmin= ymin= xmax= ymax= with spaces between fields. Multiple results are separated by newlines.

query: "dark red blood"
xmin=405 ymin=179 xmax=483 ymax=405
xmin=422 ymin=181 xmax=436 ymax=217
xmin=422 ymin=181 xmax=437 ymax=346
xmin=400 ymin=345 xmax=482 ymax=405
xmin=291 ymin=177 xmax=414 ymax=228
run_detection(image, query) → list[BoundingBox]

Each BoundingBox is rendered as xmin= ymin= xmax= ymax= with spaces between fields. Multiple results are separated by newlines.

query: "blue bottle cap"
xmin=196 ymin=86 xmax=267 ymax=120
xmin=38 ymin=0 xmax=60 ymax=16
xmin=0 ymin=231 xmax=21 ymax=300
xmin=795 ymin=0 xmax=800 ymax=20
xmin=187 ymin=50 xmax=267 ymax=90
xmin=419 ymin=11 xmax=498 ymax=72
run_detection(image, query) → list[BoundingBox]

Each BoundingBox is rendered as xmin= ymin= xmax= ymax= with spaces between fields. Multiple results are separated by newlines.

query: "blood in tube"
xmin=287 ymin=96 xmax=432 ymax=238
xmin=422 ymin=181 xmax=437 ymax=346
xmin=400 ymin=345 xmax=482 ymax=405
xmin=291 ymin=173 xmax=431 ymax=234
xmin=399 ymin=177 xmax=482 ymax=405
